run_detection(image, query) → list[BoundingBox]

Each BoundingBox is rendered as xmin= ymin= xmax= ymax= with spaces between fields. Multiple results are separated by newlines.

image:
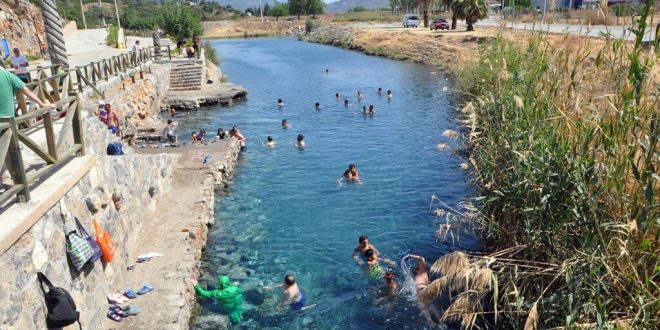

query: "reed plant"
xmin=425 ymin=1 xmax=659 ymax=328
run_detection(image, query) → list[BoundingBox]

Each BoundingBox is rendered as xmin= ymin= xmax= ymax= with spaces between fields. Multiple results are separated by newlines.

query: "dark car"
xmin=430 ymin=18 xmax=449 ymax=31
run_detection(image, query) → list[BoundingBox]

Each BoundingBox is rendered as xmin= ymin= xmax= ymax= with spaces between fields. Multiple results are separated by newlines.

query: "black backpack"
xmin=37 ymin=272 xmax=82 ymax=329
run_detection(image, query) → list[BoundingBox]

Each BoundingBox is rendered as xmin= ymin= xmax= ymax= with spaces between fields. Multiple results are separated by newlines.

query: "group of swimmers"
xmin=189 ymin=125 xmax=246 ymax=151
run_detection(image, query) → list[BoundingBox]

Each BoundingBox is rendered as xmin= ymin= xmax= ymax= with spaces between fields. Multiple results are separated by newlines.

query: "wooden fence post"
xmin=5 ymin=117 xmax=30 ymax=202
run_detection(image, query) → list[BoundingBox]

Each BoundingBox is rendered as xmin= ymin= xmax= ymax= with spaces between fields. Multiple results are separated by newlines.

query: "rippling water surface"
xmin=181 ymin=38 xmax=478 ymax=329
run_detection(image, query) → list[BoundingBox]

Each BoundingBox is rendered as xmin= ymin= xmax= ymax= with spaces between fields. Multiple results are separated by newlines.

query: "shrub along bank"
xmin=441 ymin=2 xmax=658 ymax=328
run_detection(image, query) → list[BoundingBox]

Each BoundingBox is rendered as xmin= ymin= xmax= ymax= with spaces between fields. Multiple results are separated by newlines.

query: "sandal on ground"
xmin=108 ymin=293 xmax=129 ymax=304
xmin=125 ymin=305 xmax=142 ymax=316
xmin=137 ymin=285 xmax=155 ymax=295
xmin=124 ymin=288 xmax=137 ymax=299
xmin=107 ymin=310 xmax=122 ymax=322
xmin=109 ymin=304 xmax=130 ymax=312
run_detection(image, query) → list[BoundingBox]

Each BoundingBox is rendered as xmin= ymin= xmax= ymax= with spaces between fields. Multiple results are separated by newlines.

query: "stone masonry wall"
xmin=0 ymin=152 xmax=177 ymax=330
xmin=0 ymin=1 xmax=47 ymax=58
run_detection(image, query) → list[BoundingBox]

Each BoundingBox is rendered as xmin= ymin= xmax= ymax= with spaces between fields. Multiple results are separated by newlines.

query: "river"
xmin=180 ymin=38 xmax=477 ymax=329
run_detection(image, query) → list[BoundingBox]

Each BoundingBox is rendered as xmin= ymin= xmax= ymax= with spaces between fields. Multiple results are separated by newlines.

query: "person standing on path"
xmin=9 ymin=48 xmax=29 ymax=83
xmin=192 ymin=276 xmax=244 ymax=325
xmin=131 ymin=40 xmax=140 ymax=64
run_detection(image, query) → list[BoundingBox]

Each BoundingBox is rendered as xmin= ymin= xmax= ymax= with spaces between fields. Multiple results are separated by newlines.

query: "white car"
xmin=403 ymin=14 xmax=420 ymax=28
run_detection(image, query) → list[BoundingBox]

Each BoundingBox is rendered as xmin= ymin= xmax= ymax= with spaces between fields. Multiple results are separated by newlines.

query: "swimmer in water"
xmin=264 ymin=274 xmax=311 ymax=311
xmin=344 ymin=99 xmax=350 ymax=107
xmin=325 ymin=69 xmax=329 ymax=74
xmin=364 ymin=249 xmax=384 ymax=280
xmin=336 ymin=92 xmax=340 ymax=100
xmin=344 ymin=164 xmax=360 ymax=181
xmin=357 ymin=91 xmax=364 ymax=101
xmin=264 ymin=136 xmax=276 ymax=148
xmin=353 ymin=235 xmax=396 ymax=266
xmin=362 ymin=106 xmax=368 ymax=114
xmin=377 ymin=87 xmax=383 ymax=95
xmin=369 ymin=105 xmax=376 ymax=114
xmin=387 ymin=90 xmax=393 ymax=99
xmin=315 ymin=102 xmax=321 ymax=110
xmin=296 ymin=134 xmax=305 ymax=148
xmin=281 ymin=119 xmax=290 ymax=129
xmin=406 ymin=254 xmax=429 ymax=291
xmin=277 ymin=99 xmax=284 ymax=108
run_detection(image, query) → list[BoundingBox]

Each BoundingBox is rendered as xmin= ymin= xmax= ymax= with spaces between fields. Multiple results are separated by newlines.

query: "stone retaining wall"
xmin=0 ymin=152 xmax=177 ymax=330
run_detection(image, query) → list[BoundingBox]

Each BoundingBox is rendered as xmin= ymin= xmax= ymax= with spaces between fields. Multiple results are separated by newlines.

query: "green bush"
xmin=106 ymin=24 xmax=118 ymax=46
xmin=304 ymin=17 xmax=320 ymax=34
xmin=203 ymin=41 xmax=219 ymax=65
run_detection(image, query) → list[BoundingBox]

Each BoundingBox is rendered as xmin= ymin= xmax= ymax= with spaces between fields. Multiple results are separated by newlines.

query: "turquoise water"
xmin=184 ymin=38 xmax=477 ymax=329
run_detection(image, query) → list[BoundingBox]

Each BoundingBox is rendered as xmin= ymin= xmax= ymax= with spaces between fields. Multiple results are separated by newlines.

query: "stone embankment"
xmin=0 ymin=1 xmax=46 ymax=58
xmin=0 ymin=50 xmax=244 ymax=329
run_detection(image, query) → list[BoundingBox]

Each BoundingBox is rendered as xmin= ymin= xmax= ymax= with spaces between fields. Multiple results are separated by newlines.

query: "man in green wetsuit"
xmin=192 ymin=276 xmax=244 ymax=324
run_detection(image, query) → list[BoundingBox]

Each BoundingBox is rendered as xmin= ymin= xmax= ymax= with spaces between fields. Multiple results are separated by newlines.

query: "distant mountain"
xmin=213 ymin=0 xmax=276 ymax=12
xmin=325 ymin=0 xmax=390 ymax=13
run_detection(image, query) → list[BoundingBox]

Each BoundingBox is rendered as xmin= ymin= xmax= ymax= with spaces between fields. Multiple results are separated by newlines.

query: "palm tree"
xmin=413 ymin=0 xmax=441 ymax=28
xmin=443 ymin=0 xmax=459 ymax=30
xmin=455 ymin=0 xmax=488 ymax=31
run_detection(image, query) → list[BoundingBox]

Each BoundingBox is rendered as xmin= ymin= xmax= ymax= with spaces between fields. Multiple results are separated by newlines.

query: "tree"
xmin=270 ymin=3 xmax=289 ymax=21
xmin=288 ymin=0 xmax=324 ymax=19
xmin=443 ymin=0 xmax=459 ymax=29
xmin=455 ymin=0 xmax=488 ymax=31
xmin=413 ymin=0 xmax=440 ymax=27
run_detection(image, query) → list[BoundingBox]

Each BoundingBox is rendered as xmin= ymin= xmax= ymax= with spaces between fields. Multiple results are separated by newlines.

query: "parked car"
xmin=430 ymin=18 xmax=449 ymax=31
xmin=403 ymin=14 xmax=420 ymax=28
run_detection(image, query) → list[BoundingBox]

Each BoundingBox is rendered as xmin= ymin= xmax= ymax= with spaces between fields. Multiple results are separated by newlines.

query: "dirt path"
xmin=102 ymin=141 xmax=239 ymax=329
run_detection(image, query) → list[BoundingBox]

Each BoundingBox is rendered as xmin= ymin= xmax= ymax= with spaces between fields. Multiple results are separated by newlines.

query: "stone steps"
xmin=168 ymin=63 xmax=203 ymax=93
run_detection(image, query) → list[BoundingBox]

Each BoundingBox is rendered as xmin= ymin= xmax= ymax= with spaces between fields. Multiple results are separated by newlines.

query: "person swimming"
xmin=344 ymin=99 xmax=350 ymax=107
xmin=377 ymin=87 xmax=383 ymax=95
xmin=277 ymin=99 xmax=284 ymax=108
xmin=264 ymin=274 xmax=308 ymax=311
xmin=387 ymin=90 xmax=393 ymax=99
xmin=281 ymin=119 xmax=290 ymax=129
xmin=217 ymin=128 xmax=227 ymax=139
xmin=369 ymin=105 xmax=376 ymax=114
xmin=364 ymin=249 xmax=384 ymax=280
xmin=353 ymin=235 xmax=397 ymax=266
xmin=315 ymin=102 xmax=321 ymax=110
xmin=344 ymin=164 xmax=360 ymax=181
xmin=265 ymin=136 xmax=276 ymax=147
xmin=362 ymin=106 xmax=368 ymax=114
xmin=336 ymin=92 xmax=340 ymax=100
xmin=405 ymin=254 xmax=429 ymax=291
xmin=325 ymin=69 xmax=329 ymax=74
xmin=357 ymin=91 xmax=364 ymax=101
xmin=384 ymin=270 xmax=398 ymax=291
xmin=296 ymin=134 xmax=305 ymax=148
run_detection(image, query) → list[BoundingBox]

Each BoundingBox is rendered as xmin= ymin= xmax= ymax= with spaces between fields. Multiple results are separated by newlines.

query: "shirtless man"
xmin=230 ymin=126 xmax=246 ymax=151
xmin=104 ymin=104 xmax=121 ymax=136
xmin=353 ymin=235 xmax=395 ymax=266
xmin=406 ymin=254 xmax=429 ymax=291
xmin=264 ymin=274 xmax=309 ymax=311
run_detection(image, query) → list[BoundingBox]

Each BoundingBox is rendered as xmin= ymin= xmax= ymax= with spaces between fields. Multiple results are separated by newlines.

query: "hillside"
xmin=326 ymin=0 xmax=390 ymax=13
xmin=214 ymin=0 xmax=275 ymax=11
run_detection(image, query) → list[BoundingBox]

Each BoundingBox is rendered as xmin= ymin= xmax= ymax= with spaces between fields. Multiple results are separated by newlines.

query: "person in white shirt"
xmin=131 ymin=40 xmax=140 ymax=64
xmin=10 ymin=48 xmax=29 ymax=83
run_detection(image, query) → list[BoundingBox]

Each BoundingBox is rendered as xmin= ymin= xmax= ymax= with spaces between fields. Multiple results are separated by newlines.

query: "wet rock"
xmin=227 ymin=266 xmax=248 ymax=280
xmin=190 ymin=314 xmax=230 ymax=330
xmin=243 ymin=289 xmax=265 ymax=306
xmin=149 ymin=186 xmax=159 ymax=197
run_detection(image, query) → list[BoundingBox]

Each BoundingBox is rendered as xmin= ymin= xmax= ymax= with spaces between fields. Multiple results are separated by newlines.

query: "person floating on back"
xmin=264 ymin=274 xmax=312 ymax=312
xmin=192 ymin=276 xmax=243 ymax=325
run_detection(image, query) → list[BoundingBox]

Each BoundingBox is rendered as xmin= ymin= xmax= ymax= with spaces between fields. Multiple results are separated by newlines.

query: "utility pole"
xmin=79 ymin=0 xmax=87 ymax=29
xmin=542 ymin=0 xmax=547 ymax=24
xmin=259 ymin=0 xmax=264 ymax=22
xmin=113 ymin=0 xmax=121 ymax=29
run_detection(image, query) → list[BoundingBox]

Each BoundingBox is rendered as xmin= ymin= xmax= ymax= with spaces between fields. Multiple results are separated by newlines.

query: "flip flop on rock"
xmin=124 ymin=288 xmax=137 ymax=299
xmin=108 ymin=293 xmax=129 ymax=304
xmin=125 ymin=305 xmax=142 ymax=316
xmin=107 ymin=310 xmax=122 ymax=322
xmin=109 ymin=304 xmax=130 ymax=312
xmin=137 ymin=285 xmax=154 ymax=295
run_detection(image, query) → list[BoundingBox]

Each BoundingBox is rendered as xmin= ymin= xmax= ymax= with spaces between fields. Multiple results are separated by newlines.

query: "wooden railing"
xmin=0 ymin=95 xmax=84 ymax=205
xmin=1 ymin=45 xmax=175 ymax=205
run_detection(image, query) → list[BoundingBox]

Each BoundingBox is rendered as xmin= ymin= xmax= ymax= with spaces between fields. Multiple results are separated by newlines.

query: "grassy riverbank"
xmin=308 ymin=12 xmax=659 ymax=330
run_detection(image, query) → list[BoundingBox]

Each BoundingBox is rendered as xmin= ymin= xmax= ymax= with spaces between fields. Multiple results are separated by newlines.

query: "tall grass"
xmin=426 ymin=2 xmax=659 ymax=328
xmin=203 ymin=41 xmax=220 ymax=65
